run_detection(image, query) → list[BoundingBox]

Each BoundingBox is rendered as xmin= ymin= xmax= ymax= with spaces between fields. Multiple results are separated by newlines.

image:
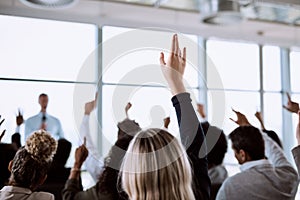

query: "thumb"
xmin=160 ymin=52 xmax=166 ymax=65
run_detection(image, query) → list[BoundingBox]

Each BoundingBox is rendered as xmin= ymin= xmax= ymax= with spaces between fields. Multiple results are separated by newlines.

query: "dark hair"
xmin=9 ymin=147 xmax=51 ymax=190
xmin=263 ymin=129 xmax=282 ymax=148
xmin=52 ymin=139 xmax=72 ymax=167
xmin=229 ymin=126 xmax=265 ymax=161
xmin=97 ymin=135 xmax=133 ymax=200
xmin=39 ymin=93 xmax=48 ymax=98
xmin=201 ymin=122 xmax=227 ymax=166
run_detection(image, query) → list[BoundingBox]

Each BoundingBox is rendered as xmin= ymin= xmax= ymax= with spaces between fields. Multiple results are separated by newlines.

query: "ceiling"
xmin=1 ymin=0 xmax=300 ymax=48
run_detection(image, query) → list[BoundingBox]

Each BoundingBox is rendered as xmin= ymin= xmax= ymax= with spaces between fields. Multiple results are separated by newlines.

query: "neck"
xmin=40 ymin=109 xmax=46 ymax=113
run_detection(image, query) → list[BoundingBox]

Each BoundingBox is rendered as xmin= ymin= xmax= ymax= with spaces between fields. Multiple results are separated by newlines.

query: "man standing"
xmin=25 ymin=93 xmax=64 ymax=140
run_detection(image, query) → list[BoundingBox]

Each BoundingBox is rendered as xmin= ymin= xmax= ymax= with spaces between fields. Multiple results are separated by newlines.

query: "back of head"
xmin=9 ymin=130 xmax=57 ymax=190
xmin=97 ymin=134 xmax=134 ymax=199
xmin=52 ymin=138 xmax=72 ymax=167
xmin=229 ymin=126 xmax=265 ymax=161
xmin=121 ymin=128 xmax=195 ymax=200
xmin=201 ymin=122 xmax=227 ymax=166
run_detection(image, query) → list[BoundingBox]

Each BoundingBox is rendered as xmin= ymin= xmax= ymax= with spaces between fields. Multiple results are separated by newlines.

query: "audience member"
xmin=282 ymin=93 xmax=300 ymax=173
xmin=0 ymin=130 xmax=57 ymax=200
xmin=120 ymin=34 xmax=210 ymax=200
xmin=62 ymin=97 xmax=141 ymax=200
xmin=197 ymin=104 xmax=228 ymax=200
xmin=25 ymin=93 xmax=64 ymax=140
xmin=38 ymin=138 xmax=72 ymax=200
xmin=216 ymin=109 xmax=298 ymax=200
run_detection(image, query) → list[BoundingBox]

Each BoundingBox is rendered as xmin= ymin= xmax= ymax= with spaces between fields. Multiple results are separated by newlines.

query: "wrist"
xmin=73 ymin=162 xmax=82 ymax=169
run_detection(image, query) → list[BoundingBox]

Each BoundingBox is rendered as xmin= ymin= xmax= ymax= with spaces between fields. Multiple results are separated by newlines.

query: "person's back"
xmin=216 ymin=126 xmax=298 ymax=200
xmin=0 ymin=130 xmax=57 ymax=200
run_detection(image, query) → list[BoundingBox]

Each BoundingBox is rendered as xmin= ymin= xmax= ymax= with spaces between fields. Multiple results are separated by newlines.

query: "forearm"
xmin=263 ymin=132 xmax=292 ymax=167
xmin=292 ymin=145 xmax=300 ymax=174
xmin=171 ymin=92 xmax=206 ymax=155
xmin=62 ymin=178 xmax=84 ymax=200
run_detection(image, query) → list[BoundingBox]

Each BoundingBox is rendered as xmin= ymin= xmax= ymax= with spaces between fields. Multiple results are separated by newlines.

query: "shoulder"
xmin=47 ymin=114 xmax=61 ymax=122
xmin=26 ymin=114 xmax=39 ymax=122
xmin=30 ymin=191 xmax=54 ymax=200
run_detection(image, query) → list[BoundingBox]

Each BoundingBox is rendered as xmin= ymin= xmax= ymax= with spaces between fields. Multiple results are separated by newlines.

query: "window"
xmin=0 ymin=15 xmax=97 ymax=169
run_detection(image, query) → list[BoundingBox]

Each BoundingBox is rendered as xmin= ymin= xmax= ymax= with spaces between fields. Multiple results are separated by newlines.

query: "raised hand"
xmin=197 ymin=104 xmax=206 ymax=119
xmin=283 ymin=93 xmax=299 ymax=113
xmin=255 ymin=111 xmax=266 ymax=130
xmin=16 ymin=109 xmax=24 ymax=126
xmin=230 ymin=109 xmax=251 ymax=126
xmin=160 ymin=34 xmax=186 ymax=95
xmin=0 ymin=116 xmax=6 ymax=142
xmin=164 ymin=117 xmax=170 ymax=129
xmin=74 ymin=137 xmax=89 ymax=169
xmin=125 ymin=102 xmax=132 ymax=118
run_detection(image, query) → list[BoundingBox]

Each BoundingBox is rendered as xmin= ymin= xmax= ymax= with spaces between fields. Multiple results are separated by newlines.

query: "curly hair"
xmin=9 ymin=130 xmax=57 ymax=190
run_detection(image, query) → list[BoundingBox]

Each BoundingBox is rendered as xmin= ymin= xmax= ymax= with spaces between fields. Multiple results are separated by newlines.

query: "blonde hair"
xmin=121 ymin=128 xmax=195 ymax=200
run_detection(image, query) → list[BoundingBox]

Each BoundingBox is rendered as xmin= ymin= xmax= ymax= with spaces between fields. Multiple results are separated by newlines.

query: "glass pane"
xmin=290 ymin=51 xmax=300 ymax=92
xmin=102 ymin=26 xmax=198 ymax=88
xmin=207 ymin=40 xmax=260 ymax=90
xmin=0 ymin=15 xmax=97 ymax=82
xmin=0 ymin=80 xmax=96 ymax=167
xmin=102 ymin=85 xmax=199 ymax=155
xmin=263 ymin=93 xmax=283 ymax=139
xmin=263 ymin=46 xmax=281 ymax=91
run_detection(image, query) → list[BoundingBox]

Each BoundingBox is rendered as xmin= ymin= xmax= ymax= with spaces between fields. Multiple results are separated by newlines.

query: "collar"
xmin=240 ymin=159 xmax=270 ymax=171
xmin=1 ymin=186 xmax=32 ymax=195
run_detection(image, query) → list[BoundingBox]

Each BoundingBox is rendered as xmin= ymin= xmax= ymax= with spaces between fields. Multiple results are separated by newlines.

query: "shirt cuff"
xmin=15 ymin=126 xmax=20 ymax=133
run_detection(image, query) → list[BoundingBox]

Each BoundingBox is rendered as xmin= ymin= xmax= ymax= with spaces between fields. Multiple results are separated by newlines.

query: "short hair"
xmin=9 ymin=130 xmax=57 ymax=190
xmin=121 ymin=128 xmax=195 ymax=200
xmin=201 ymin=122 xmax=227 ymax=166
xmin=229 ymin=126 xmax=265 ymax=161
xmin=39 ymin=93 xmax=48 ymax=98
xmin=52 ymin=139 xmax=72 ymax=167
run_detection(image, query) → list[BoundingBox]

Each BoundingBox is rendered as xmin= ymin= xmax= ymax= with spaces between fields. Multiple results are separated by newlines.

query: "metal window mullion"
xmin=259 ymin=45 xmax=264 ymax=118
xmin=280 ymin=48 xmax=294 ymax=162
xmin=198 ymin=37 xmax=208 ymax=115
xmin=97 ymin=28 xmax=103 ymax=156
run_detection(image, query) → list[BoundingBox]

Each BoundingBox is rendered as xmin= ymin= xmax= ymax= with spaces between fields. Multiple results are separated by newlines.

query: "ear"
xmin=8 ymin=160 xmax=13 ymax=172
xmin=239 ymin=149 xmax=247 ymax=163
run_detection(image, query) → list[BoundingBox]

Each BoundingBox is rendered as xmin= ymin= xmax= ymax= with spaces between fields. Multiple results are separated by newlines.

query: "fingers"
xmin=0 ymin=130 xmax=6 ymax=140
xmin=229 ymin=118 xmax=237 ymax=123
xmin=182 ymin=47 xmax=186 ymax=64
xmin=0 ymin=118 xmax=5 ymax=126
xmin=83 ymin=136 xmax=86 ymax=146
xmin=160 ymin=52 xmax=166 ymax=65
xmin=287 ymin=92 xmax=291 ymax=101
xmin=171 ymin=34 xmax=176 ymax=54
xmin=283 ymin=105 xmax=291 ymax=112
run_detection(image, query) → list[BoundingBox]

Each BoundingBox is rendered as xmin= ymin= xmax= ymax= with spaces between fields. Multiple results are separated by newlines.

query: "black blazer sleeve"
xmin=172 ymin=92 xmax=211 ymax=200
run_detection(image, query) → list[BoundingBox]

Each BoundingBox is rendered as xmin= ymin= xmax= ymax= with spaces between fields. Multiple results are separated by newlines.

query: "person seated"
xmin=217 ymin=109 xmax=298 ymax=200
xmin=0 ymin=116 xmax=18 ymax=189
xmin=37 ymin=138 xmax=72 ymax=200
xmin=197 ymin=104 xmax=228 ymax=200
xmin=62 ymin=100 xmax=141 ymax=200
xmin=0 ymin=130 xmax=57 ymax=200
xmin=282 ymin=93 xmax=300 ymax=173
xmin=120 ymin=34 xmax=210 ymax=200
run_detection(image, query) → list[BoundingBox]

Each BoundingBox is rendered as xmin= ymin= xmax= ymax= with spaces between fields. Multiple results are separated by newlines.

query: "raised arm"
xmin=283 ymin=93 xmax=299 ymax=113
xmin=160 ymin=34 xmax=210 ymax=200
xmin=0 ymin=116 xmax=6 ymax=142
xmin=292 ymin=111 xmax=300 ymax=173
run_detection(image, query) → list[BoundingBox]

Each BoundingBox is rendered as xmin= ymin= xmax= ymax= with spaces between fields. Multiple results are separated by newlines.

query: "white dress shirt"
xmin=25 ymin=112 xmax=64 ymax=141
